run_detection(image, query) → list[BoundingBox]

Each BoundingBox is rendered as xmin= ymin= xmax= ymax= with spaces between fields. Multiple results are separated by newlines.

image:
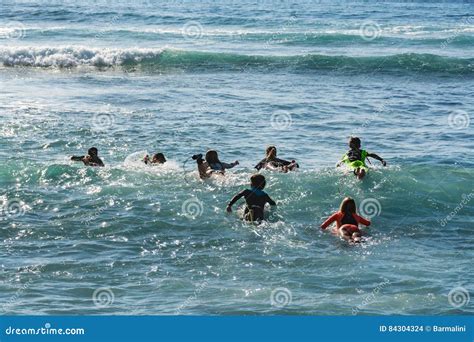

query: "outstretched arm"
xmin=266 ymin=195 xmax=276 ymax=206
xmin=226 ymin=190 xmax=247 ymax=212
xmin=71 ymin=155 xmax=85 ymax=162
xmin=221 ymin=161 xmax=239 ymax=170
xmin=320 ymin=212 xmax=338 ymax=230
xmin=354 ymin=214 xmax=371 ymax=227
xmin=367 ymin=153 xmax=386 ymax=166
xmin=336 ymin=154 xmax=347 ymax=167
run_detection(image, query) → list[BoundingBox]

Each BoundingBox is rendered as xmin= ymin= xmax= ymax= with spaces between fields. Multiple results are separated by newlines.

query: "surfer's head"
xmin=88 ymin=147 xmax=99 ymax=157
xmin=339 ymin=197 xmax=356 ymax=214
xmin=265 ymin=145 xmax=277 ymax=160
xmin=349 ymin=137 xmax=361 ymax=149
xmin=152 ymin=153 xmax=166 ymax=164
xmin=205 ymin=150 xmax=220 ymax=165
xmin=251 ymin=174 xmax=266 ymax=190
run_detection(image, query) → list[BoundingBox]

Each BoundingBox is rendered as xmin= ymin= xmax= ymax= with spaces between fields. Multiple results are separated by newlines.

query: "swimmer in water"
xmin=254 ymin=146 xmax=299 ymax=172
xmin=71 ymin=147 xmax=104 ymax=167
xmin=336 ymin=137 xmax=386 ymax=179
xmin=226 ymin=174 xmax=276 ymax=222
xmin=143 ymin=152 xmax=166 ymax=165
xmin=320 ymin=197 xmax=371 ymax=243
xmin=192 ymin=150 xmax=239 ymax=179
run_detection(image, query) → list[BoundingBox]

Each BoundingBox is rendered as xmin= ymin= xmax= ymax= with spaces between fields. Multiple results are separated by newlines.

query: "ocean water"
xmin=0 ymin=0 xmax=473 ymax=315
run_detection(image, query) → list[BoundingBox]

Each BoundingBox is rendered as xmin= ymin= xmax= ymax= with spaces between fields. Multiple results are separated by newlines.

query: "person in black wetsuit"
xmin=254 ymin=146 xmax=299 ymax=172
xmin=143 ymin=152 xmax=166 ymax=165
xmin=192 ymin=150 xmax=239 ymax=179
xmin=226 ymin=174 xmax=276 ymax=222
xmin=71 ymin=147 xmax=104 ymax=167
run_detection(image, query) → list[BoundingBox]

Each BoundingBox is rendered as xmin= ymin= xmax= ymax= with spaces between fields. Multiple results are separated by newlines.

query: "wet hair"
xmin=250 ymin=174 xmax=266 ymax=190
xmin=152 ymin=153 xmax=166 ymax=163
xmin=265 ymin=146 xmax=277 ymax=160
xmin=266 ymin=145 xmax=277 ymax=155
xmin=349 ymin=137 xmax=361 ymax=148
xmin=88 ymin=147 xmax=98 ymax=156
xmin=339 ymin=197 xmax=356 ymax=214
xmin=205 ymin=150 xmax=220 ymax=165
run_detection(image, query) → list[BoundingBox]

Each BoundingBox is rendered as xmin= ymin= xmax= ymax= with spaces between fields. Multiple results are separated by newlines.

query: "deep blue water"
xmin=0 ymin=0 xmax=473 ymax=315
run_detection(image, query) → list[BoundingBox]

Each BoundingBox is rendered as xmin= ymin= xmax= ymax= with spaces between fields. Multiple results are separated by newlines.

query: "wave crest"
xmin=1 ymin=46 xmax=473 ymax=74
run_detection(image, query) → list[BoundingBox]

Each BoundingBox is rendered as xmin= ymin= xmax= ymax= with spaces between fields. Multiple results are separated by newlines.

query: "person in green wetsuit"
xmin=337 ymin=137 xmax=386 ymax=179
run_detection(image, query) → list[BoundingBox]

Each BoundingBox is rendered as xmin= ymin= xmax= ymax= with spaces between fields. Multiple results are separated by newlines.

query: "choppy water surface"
xmin=0 ymin=0 xmax=473 ymax=315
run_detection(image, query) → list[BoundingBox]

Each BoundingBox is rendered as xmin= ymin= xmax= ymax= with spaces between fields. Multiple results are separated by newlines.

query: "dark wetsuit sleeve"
xmin=266 ymin=195 xmax=276 ymax=206
xmin=71 ymin=155 xmax=85 ymax=161
xmin=228 ymin=190 xmax=249 ymax=207
xmin=254 ymin=158 xmax=266 ymax=170
xmin=96 ymin=158 xmax=105 ymax=167
xmin=221 ymin=162 xmax=236 ymax=170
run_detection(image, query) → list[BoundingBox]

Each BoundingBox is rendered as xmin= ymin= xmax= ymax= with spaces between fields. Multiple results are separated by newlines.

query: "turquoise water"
xmin=0 ymin=0 xmax=473 ymax=315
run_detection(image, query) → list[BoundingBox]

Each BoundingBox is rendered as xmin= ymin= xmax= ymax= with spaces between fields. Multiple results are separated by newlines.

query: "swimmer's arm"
xmin=96 ymin=158 xmax=105 ymax=167
xmin=197 ymin=162 xmax=211 ymax=179
xmin=254 ymin=159 xmax=265 ymax=170
xmin=367 ymin=153 xmax=386 ymax=166
xmin=264 ymin=163 xmax=280 ymax=171
xmin=354 ymin=214 xmax=371 ymax=227
xmin=266 ymin=195 xmax=276 ymax=206
xmin=336 ymin=154 xmax=347 ymax=167
xmin=71 ymin=155 xmax=85 ymax=162
xmin=320 ymin=213 xmax=338 ymax=230
xmin=221 ymin=161 xmax=239 ymax=169
xmin=226 ymin=190 xmax=248 ymax=212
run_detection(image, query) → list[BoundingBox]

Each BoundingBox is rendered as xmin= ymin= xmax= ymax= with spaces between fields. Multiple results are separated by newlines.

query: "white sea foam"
xmin=0 ymin=46 xmax=165 ymax=68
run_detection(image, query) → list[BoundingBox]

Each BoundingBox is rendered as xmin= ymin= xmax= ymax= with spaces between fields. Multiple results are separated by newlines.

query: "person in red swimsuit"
xmin=320 ymin=197 xmax=370 ymax=242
